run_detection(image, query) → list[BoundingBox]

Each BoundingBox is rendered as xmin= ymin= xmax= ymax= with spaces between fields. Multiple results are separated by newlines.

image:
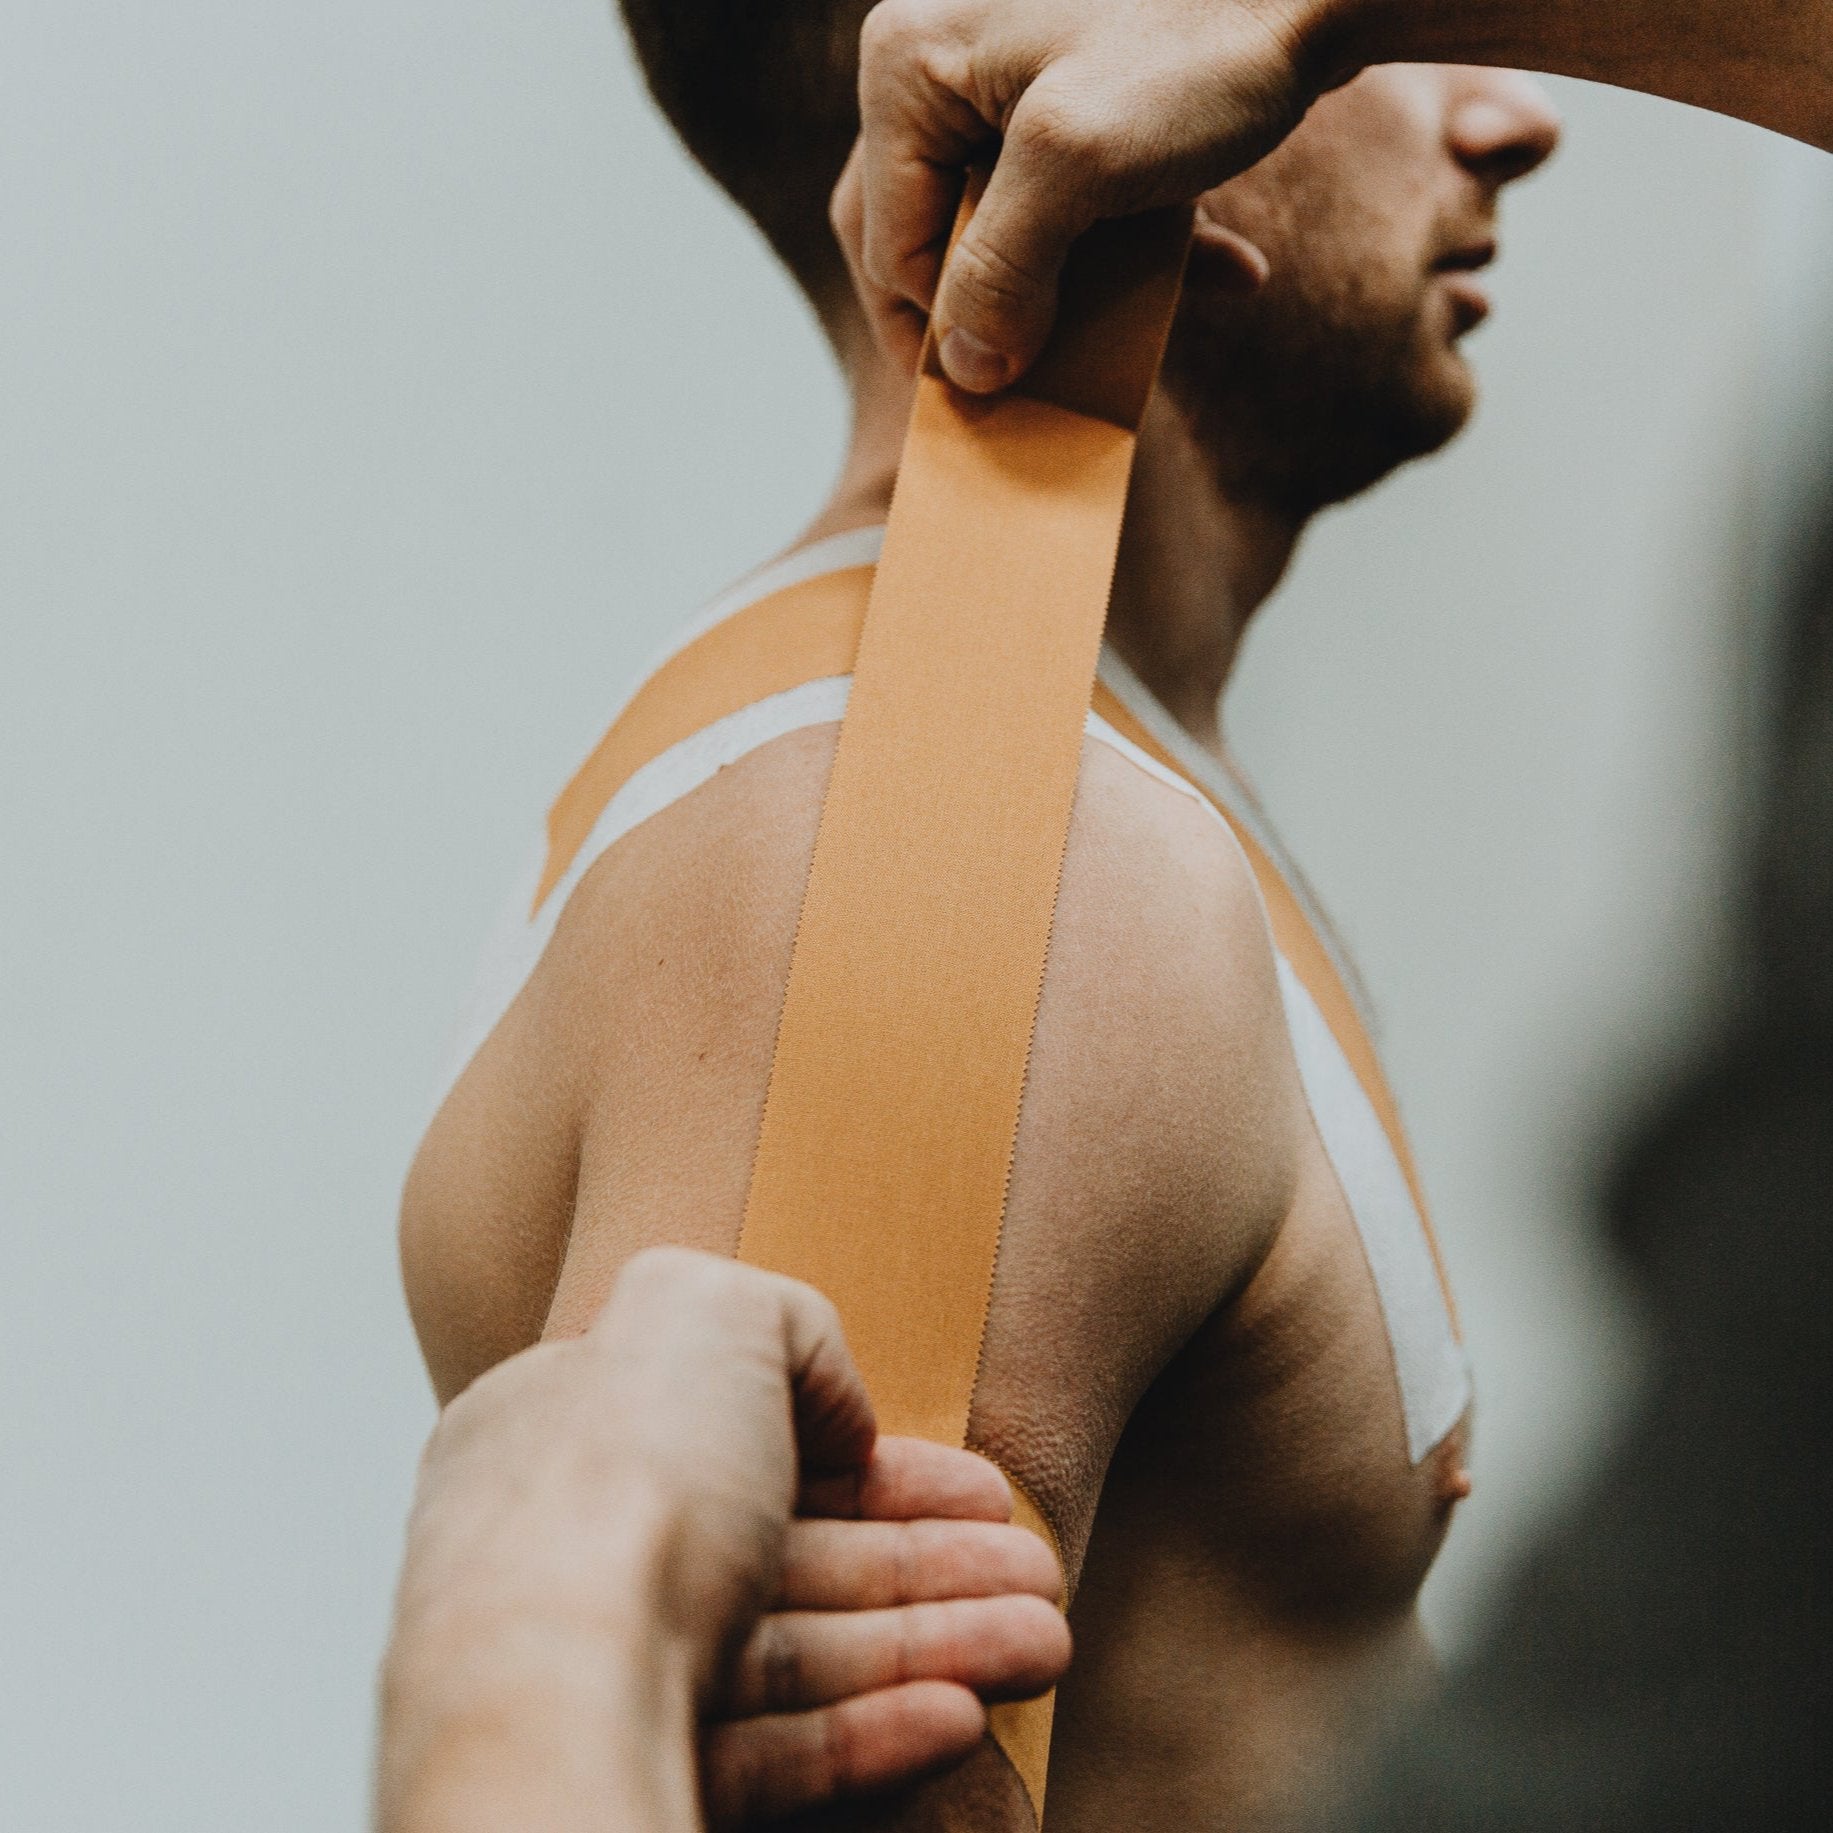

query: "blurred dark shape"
xmin=1338 ymin=471 xmax=1833 ymax=1827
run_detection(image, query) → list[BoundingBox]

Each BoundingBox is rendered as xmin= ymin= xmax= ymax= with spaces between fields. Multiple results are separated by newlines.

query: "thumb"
xmin=933 ymin=97 xmax=1101 ymax=392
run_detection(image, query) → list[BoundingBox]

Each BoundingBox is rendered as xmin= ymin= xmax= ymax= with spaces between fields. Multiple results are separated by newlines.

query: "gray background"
xmin=5 ymin=3 xmax=1831 ymax=1826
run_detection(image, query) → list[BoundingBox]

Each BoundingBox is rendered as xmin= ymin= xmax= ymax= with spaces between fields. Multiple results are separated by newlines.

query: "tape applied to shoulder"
xmin=737 ymin=178 xmax=1191 ymax=1823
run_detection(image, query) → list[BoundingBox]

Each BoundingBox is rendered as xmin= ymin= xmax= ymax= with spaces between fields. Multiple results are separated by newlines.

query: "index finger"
xmin=855 ymin=0 xmax=996 ymax=312
xmin=777 ymin=1516 xmax=1064 ymax=1610
xmin=832 ymin=137 xmax=932 ymax=374
xmin=799 ymin=1436 xmax=1014 ymax=1523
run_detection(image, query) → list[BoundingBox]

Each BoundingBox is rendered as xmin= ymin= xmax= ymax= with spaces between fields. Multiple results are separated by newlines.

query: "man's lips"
xmin=1434 ymin=240 xmax=1498 ymax=332
xmin=1435 ymin=239 xmax=1498 ymax=275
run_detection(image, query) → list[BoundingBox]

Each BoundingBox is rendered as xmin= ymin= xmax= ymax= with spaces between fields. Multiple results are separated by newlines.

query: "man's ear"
xmin=1189 ymin=200 xmax=1270 ymax=296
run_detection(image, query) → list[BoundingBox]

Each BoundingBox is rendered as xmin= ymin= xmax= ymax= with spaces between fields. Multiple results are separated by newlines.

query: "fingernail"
xmin=940 ymin=326 xmax=1013 ymax=394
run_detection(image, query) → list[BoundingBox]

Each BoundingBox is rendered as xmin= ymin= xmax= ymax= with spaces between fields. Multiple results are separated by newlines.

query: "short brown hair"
xmin=618 ymin=0 xmax=873 ymax=311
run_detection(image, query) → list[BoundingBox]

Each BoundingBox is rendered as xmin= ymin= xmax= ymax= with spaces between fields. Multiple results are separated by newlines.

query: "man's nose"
xmin=1446 ymin=70 xmax=1562 ymax=189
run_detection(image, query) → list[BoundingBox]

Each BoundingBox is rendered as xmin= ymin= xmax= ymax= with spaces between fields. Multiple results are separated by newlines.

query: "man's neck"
xmin=1107 ymin=393 xmax=1303 ymax=756
xmin=801 ymin=351 xmax=1306 ymax=758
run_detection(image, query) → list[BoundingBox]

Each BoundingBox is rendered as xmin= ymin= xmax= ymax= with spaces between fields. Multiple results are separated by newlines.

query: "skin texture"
xmin=378 ymin=1248 xmax=1071 ymax=1833
xmin=1159 ymin=63 xmax=1557 ymax=517
xmin=848 ymin=0 xmax=1833 ymax=391
xmin=404 ymin=63 xmax=1553 ymax=1833
xmin=826 ymin=65 xmax=1560 ymax=745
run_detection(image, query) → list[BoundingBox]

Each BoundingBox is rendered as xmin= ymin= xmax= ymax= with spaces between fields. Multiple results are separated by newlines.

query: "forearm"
xmin=380 ymin=1623 xmax=699 ymax=1833
xmin=1320 ymin=0 xmax=1833 ymax=148
xmin=378 ymin=1503 xmax=704 ymax=1833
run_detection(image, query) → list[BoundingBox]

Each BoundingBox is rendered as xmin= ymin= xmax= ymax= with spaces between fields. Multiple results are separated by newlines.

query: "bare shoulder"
xmin=975 ymin=736 xmax=1304 ymax=1576
xmin=401 ymin=720 xmax=836 ymax=1401
xmin=404 ymin=721 xmax=1305 ymax=1534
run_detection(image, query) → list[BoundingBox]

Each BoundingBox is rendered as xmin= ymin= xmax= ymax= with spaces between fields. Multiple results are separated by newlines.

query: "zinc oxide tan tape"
xmin=736 ymin=189 xmax=1191 ymax=1820
xmin=530 ymin=582 xmax=1454 ymax=1326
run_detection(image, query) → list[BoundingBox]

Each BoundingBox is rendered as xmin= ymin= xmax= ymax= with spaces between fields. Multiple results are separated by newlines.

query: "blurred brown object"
xmin=1337 ymin=454 xmax=1833 ymax=1829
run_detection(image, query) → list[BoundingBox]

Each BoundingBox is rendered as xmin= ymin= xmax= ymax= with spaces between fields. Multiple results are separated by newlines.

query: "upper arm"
xmin=404 ymin=720 xmax=1304 ymax=1823
xmin=966 ymin=735 xmax=1302 ymax=1582
xmin=408 ymin=713 xmax=1302 ymax=1515
xmin=401 ymin=722 xmax=830 ymax=1403
xmin=533 ymin=725 xmax=1300 ymax=1571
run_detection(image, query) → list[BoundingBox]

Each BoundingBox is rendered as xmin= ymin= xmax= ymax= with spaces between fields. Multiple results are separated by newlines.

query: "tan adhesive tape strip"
xmin=736 ymin=187 xmax=1191 ymax=1820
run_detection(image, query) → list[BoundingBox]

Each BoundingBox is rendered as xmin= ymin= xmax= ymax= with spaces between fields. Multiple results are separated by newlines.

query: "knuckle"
xmin=819 ymin=1695 xmax=861 ymax=1790
xmin=1010 ymin=78 xmax=1143 ymax=198
xmin=860 ymin=0 xmax=941 ymax=69
xmin=895 ymin=1601 xmax=920 ymax=1684
xmin=857 ymin=0 xmax=905 ymax=61
xmin=861 ymin=0 xmax=980 ymax=119
xmin=1008 ymin=87 xmax=1101 ymax=173
xmin=806 ymin=1285 xmax=846 ymax=1339
xmin=892 ymin=1518 xmax=919 ymax=1606
xmin=758 ymin=1617 xmax=805 ymax=1711
xmin=625 ymin=1244 xmax=749 ymax=1316
xmin=621 ymin=1242 xmax=690 ymax=1285
xmin=946 ymin=233 xmax=1040 ymax=315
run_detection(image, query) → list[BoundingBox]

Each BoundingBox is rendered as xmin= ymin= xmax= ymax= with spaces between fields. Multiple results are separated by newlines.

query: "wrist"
xmin=1305 ymin=0 xmax=1617 ymax=87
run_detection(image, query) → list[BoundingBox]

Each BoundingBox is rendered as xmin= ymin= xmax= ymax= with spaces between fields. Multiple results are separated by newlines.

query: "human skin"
xmin=378 ymin=1248 xmax=1070 ymax=1832
xmin=403 ymin=64 xmax=1559 ymax=1833
xmin=825 ymin=61 xmax=1560 ymax=734
xmin=846 ymin=0 xmax=1833 ymax=391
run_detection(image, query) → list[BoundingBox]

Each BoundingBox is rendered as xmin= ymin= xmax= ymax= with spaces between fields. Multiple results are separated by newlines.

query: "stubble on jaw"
xmin=1163 ymin=122 xmax=1481 ymax=521
xmin=1159 ymin=261 xmax=1478 ymax=523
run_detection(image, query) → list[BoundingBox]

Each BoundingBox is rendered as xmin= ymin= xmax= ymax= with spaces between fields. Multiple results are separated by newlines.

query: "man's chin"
xmin=1275 ymin=375 xmax=1474 ymax=514
xmin=1353 ymin=345 xmax=1474 ymax=471
xmin=1166 ymin=330 xmax=1478 ymax=517
xmin=1412 ymin=356 xmax=1478 ymax=458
